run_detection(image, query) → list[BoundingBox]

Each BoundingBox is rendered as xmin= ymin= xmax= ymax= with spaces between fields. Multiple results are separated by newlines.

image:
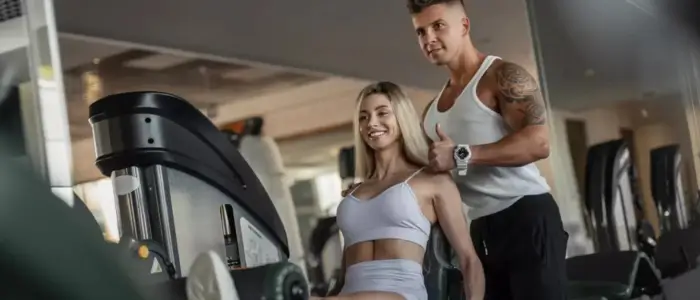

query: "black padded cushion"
xmin=424 ymin=225 xmax=462 ymax=300
xmin=567 ymin=251 xmax=661 ymax=298
xmin=655 ymin=226 xmax=700 ymax=278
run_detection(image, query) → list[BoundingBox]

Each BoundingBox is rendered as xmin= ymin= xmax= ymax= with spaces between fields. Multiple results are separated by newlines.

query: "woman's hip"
xmin=341 ymin=259 xmax=427 ymax=300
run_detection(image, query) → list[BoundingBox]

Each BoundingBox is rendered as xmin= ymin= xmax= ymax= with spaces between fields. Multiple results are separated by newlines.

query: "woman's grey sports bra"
xmin=336 ymin=168 xmax=431 ymax=249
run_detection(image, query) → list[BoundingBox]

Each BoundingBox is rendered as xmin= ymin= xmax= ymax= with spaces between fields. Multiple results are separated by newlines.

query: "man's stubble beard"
xmin=431 ymin=58 xmax=448 ymax=66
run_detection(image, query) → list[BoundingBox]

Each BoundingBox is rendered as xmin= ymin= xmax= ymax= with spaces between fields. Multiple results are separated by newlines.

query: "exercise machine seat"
xmin=424 ymin=225 xmax=462 ymax=300
xmin=655 ymin=226 xmax=700 ymax=278
xmin=0 ymin=156 xmax=145 ymax=300
xmin=566 ymin=251 xmax=661 ymax=299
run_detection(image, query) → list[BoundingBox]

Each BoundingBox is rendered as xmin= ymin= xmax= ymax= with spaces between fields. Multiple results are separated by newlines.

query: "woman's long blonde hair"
xmin=353 ymin=81 xmax=429 ymax=180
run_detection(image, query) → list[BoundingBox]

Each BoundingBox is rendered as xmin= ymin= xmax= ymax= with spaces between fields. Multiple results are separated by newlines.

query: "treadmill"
xmin=89 ymin=91 xmax=308 ymax=299
xmin=569 ymin=139 xmax=662 ymax=299
xmin=651 ymin=144 xmax=689 ymax=233
xmin=584 ymin=139 xmax=640 ymax=253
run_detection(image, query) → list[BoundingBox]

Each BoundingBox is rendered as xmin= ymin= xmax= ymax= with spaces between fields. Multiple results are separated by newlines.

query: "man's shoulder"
xmin=485 ymin=59 xmax=539 ymax=95
xmin=485 ymin=59 xmax=523 ymax=78
xmin=421 ymin=98 xmax=436 ymax=120
xmin=489 ymin=60 xmax=537 ymax=81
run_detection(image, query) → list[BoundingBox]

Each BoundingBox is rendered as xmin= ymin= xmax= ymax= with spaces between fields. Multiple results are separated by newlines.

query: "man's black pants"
xmin=470 ymin=193 xmax=569 ymax=300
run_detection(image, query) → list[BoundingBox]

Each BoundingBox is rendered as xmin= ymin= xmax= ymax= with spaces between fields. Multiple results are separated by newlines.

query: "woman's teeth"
xmin=369 ymin=131 xmax=385 ymax=138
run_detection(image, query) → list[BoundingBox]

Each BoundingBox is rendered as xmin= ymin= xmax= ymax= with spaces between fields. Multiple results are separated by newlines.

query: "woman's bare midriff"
xmin=344 ymin=239 xmax=426 ymax=267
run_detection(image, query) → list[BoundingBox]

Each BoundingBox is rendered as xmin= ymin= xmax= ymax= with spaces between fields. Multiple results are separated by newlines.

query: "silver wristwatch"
xmin=453 ymin=144 xmax=471 ymax=176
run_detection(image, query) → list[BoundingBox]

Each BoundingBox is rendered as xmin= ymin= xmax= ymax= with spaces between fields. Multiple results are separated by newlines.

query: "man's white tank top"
xmin=423 ymin=55 xmax=550 ymax=220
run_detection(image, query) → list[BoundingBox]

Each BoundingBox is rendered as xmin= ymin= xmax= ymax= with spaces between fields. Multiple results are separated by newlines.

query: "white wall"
xmin=73 ymin=177 xmax=119 ymax=242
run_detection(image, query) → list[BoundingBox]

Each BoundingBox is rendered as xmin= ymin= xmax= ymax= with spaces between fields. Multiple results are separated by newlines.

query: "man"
xmin=408 ymin=0 xmax=568 ymax=299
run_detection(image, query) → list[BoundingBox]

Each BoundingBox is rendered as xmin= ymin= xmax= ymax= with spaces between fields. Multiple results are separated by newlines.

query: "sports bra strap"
xmin=347 ymin=167 xmax=424 ymax=197
xmin=404 ymin=167 xmax=425 ymax=183
xmin=347 ymin=182 xmax=363 ymax=196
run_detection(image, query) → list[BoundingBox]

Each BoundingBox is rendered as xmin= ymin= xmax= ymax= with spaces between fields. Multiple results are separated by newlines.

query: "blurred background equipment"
xmin=221 ymin=116 xmax=263 ymax=149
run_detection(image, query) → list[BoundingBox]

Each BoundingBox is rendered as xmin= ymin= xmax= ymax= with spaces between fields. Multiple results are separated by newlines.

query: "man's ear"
xmin=462 ymin=17 xmax=470 ymax=36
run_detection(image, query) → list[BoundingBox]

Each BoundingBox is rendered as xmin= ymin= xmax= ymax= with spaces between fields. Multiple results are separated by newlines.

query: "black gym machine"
xmin=307 ymin=215 xmax=342 ymax=296
xmin=651 ymin=145 xmax=691 ymax=233
xmin=567 ymin=139 xmax=662 ymax=300
xmin=88 ymin=91 xmax=311 ymax=299
xmin=649 ymin=145 xmax=700 ymax=283
xmin=568 ymin=139 xmax=700 ymax=299
xmin=583 ymin=139 xmax=651 ymax=254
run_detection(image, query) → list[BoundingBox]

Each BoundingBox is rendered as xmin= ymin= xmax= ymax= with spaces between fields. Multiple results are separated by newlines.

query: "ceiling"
xmin=62 ymin=46 xmax=325 ymax=140
xmin=53 ymin=0 xmax=692 ymax=112
xmin=54 ymin=0 xmax=536 ymax=91
xmin=532 ymin=0 xmax=685 ymax=110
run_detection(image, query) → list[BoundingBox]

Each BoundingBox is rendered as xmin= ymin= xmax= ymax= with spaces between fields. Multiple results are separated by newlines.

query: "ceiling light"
xmin=123 ymin=54 xmax=193 ymax=70
xmin=221 ymin=67 xmax=280 ymax=81
xmin=82 ymin=71 xmax=103 ymax=105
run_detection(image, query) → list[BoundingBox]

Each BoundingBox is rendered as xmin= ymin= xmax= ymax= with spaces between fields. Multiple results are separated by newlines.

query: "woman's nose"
xmin=367 ymin=115 xmax=380 ymax=127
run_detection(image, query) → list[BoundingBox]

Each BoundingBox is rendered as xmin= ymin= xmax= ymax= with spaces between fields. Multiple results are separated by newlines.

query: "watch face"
xmin=457 ymin=147 xmax=470 ymax=160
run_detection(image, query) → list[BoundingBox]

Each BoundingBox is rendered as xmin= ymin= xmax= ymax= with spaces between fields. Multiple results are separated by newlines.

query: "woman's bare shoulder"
xmin=411 ymin=169 xmax=454 ymax=193
xmin=419 ymin=169 xmax=454 ymax=184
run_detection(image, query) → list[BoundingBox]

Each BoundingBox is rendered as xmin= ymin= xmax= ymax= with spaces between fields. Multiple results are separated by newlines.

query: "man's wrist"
xmin=465 ymin=144 xmax=483 ymax=166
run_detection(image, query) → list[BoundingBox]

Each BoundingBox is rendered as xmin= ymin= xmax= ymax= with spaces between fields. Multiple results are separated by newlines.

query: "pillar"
xmin=19 ymin=0 xmax=74 ymax=205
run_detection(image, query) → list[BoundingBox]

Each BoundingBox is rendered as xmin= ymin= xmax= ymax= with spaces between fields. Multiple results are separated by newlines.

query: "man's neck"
xmin=446 ymin=45 xmax=485 ymax=86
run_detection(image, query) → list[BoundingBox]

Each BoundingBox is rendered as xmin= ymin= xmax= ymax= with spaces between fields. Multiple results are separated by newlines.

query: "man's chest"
xmin=435 ymin=72 xmax=500 ymax=113
xmin=425 ymin=74 xmax=508 ymax=144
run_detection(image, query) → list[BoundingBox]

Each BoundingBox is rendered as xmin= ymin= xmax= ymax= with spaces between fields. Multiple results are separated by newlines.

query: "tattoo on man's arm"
xmin=496 ymin=62 xmax=546 ymax=126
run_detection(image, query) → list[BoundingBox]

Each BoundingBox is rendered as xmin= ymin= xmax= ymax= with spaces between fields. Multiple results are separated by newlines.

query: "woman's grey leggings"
xmin=340 ymin=259 xmax=427 ymax=300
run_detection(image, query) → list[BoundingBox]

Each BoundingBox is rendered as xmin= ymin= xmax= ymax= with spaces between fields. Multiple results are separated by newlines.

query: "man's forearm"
xmin=462 ymin=257 xmax=485 ymax=300
xmin=469 ymin=126 xmax=549 ymax=167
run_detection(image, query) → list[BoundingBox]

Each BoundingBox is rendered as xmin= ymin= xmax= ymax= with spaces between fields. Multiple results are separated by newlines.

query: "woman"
xmin=315 ymin=82 xmax=484 ymax=300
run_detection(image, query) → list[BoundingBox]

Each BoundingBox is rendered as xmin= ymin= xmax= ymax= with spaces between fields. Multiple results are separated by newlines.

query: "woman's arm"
xmin=432 ymin=173 xmax=485 ymax=300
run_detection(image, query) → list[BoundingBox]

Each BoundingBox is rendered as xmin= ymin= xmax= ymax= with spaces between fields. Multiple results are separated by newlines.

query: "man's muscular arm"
xmin=469 ymin=62 xmax=550 ymax=167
